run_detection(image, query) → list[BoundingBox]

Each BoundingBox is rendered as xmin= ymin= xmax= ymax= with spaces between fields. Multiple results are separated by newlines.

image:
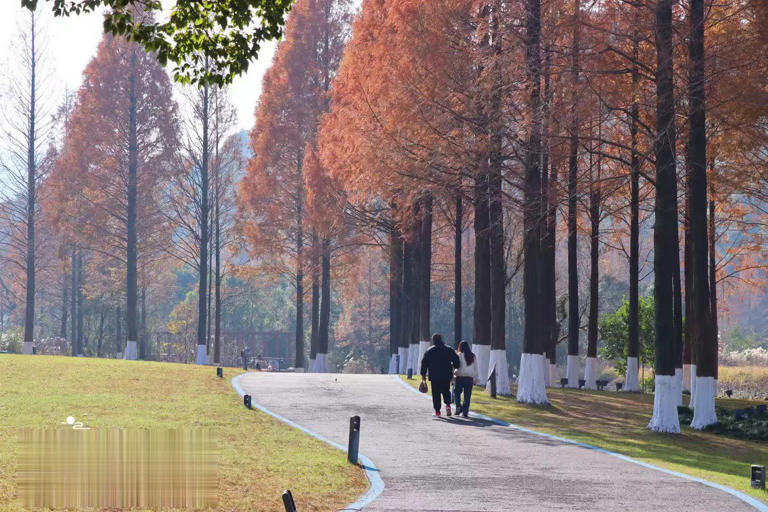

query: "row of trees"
xmin=0 ymin=10 xmax=243 ymax=364
xmin=240 ymin=0 xmax=768 ymax=434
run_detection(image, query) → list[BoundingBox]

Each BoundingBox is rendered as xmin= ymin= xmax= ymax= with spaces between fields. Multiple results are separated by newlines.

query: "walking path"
xmin=235 ymin=373 xmax=761 ymax=512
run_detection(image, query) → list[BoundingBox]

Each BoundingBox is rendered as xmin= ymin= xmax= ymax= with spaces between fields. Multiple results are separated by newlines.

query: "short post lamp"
xmin=489 ymin=367 xmax=497 ymax=399
xmin=407 ymin=368 xmax=413 ymax=380
xmin=216 ymin=367 xmax=223 ymax=378
xmin=752 ymin=465 xmax=765 ymax=490
xmin=726 ymin=389 xmax=733 ymax=398
xmin=244 ymin=394 xmax=252 ymax=409
xmin=348 ymin=416 xmax=361 ymax=464
xmin=282 ymin=490 xmax=297 ymax=512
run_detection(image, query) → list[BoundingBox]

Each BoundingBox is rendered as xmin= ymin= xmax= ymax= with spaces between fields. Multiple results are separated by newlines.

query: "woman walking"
xmin=453 ymin=341 xmax=479 ymax=418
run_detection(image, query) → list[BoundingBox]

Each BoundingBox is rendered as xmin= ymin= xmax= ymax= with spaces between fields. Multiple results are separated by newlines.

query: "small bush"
xmin=0 ymin=328 xmax=23 ymax=354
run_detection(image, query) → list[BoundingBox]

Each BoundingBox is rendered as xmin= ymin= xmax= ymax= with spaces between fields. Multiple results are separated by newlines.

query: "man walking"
xmin=420 ymin=333 xmax=461 ymax=417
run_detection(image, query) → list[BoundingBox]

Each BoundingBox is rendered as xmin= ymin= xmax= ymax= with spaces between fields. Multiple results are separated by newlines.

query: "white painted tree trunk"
xmin=690 ymin=376 xmax=718 ymax=430
xmin=566 ymin=354 xmax=579 ymax=388
xmin=398 ymin=347 xmax=408 ymax=374
xmin=473 ymin=344 xmax=490 ymax=386
xmin=516 ymin=353 xmax=549 ymax=404
xmin=123 ymin=340 xmax=138 ymax=361
xmin=674 ymin=368 xmax=683 ymax=406
xmin=584 ymin=357 xmax=599 ymax=390
xmin=408 ymin=343 xmax=419 ymax=374
xmin=312 ymin=353 xmax=328 ymax=373
xmin=196 ymin=344 xmax=209 ymax=365
xmin=625 ymin=356 xmax=640 ymax=391
xmin=388 ymin=354 xmax=398 ymax=374
xmin=22 ymin=341 xmax=35 ymax=355
xmin=486 ymin=349 xmax=511 ymax=395
xmin=647 ymin=374 xmax=681 ymax=433
xmin=309 ymin=358 xmax=316 ymax=372
xmin=682 ymin=363 xmax=692 ymax=392
xmin=541 ymin=353 xmax=549 ymax=387
xmin=417 ymin=341 xmax=430 ymax=376
xmin=549 ymin=363 xmax=557 ymax=387
xmin=689 ymin=363 xmax=697 ymax=405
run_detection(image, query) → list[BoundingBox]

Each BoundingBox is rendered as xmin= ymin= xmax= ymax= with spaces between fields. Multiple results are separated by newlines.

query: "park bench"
xmin=578 ymin=379 xmax=586 ymax=389
xmin=615 ymin=382 xmax=624 ymax=392
xmin=596 ymin=379 xmax=609 ymax=391
xmin=560 ymin=378 xmax=568 ymax=389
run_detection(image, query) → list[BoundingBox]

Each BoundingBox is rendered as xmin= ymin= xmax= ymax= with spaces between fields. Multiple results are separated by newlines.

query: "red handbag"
xmin=418 ymin=381 xmax=428 ymax=393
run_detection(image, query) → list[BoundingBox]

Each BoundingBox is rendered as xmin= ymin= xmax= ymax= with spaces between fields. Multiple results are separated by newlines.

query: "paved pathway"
xmin=237 ymin=373 xmax=759 ymax=512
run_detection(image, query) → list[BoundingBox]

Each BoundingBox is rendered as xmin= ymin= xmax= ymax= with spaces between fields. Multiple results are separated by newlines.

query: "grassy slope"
xmin=0 ymin=355 xmax=366 ymax=512
xmin=404 ymin=376 xmax=768 ymax=504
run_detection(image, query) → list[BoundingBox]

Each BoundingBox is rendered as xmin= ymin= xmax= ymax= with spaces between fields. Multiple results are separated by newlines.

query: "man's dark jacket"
xmin=420 ymin=344 xmax=461 ymax=382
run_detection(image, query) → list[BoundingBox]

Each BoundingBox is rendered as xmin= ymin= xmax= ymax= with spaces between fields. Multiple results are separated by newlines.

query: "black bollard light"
xmin=244 ymin=394 xmax=252 ymax=409
xmin=348 ymin=416 xmax=360 ymax=464
xmin=241 ymin=350 xmax=248 ymax=371
xmin=282 ymin=490 xmax=297 ymax=512
xmin=407 ymin=368 xmax=413 ymax=380
xmin=489 ymin=367 xmax=497 ymax=399
xmin=396 ymin=354 xmax=400 ymax=374
xmin=726 ymin=389 xmax=733 ymax=398
xmin=216 ymin=367 xmax=223 ymax=378
xmin=752 ymin=465 xmax=766 ymax=490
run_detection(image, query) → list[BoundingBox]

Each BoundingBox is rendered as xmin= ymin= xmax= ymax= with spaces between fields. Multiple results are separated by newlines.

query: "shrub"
xmin=0 ymin=328 xmax=23 ymax=354
xmin=599 ymin=295 xmax=656 ymax=375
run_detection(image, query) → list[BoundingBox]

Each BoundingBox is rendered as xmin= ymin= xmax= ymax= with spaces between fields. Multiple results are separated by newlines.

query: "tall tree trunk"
xmin=196 ymin=81 xmax=210 ymax=365
xmin=626 ymin=20 xmax=641 ymax=392
xmin=473 ymin=166 xmax=492 ymax=382
xmin=683 ymin=196 xmax=693 ymax=392
xmin=77 ymin=252 xmax=84 ymax=355
xmin=541 ymin=47 xmax=557 ymax=378
xmin=672 ymin=187 xmax=684 ymax=404
xmin=316 ymin=238 xmax=331 ymax=372
xmin=294 ymin=151 xmax=305 ymax=371
xmin=310 ymin=232 xmax=320 ymax=367
xmin=688 ymin=0 xmax=716 ymax=427
xmin=399 ymin=234 xmax=414 ymax=373
xmin=124 ymin=49 xmax=139 ymax=361
xmin=116 ymin=306 xmax=122 ymax=358
xmin=518 ymin=0 xmax=548 ymax=404
xmin=709 ymin=181 xmax=718 ymax=381
xmin=71 ymin=248 xmax=78 ymax=357
xmin=140 ymin=285 xmax=147 ymax=359
xmin=649 ymin=0 xmax=680 ymax=433
xmin=22 ymin=14 xmax=38 ymax=355
xmin=488 ymin=0 xmax=509 ymax=393
xmin=389 ymin=225 xmax=403 ymax=373
xmin=454 ymin=193 xmax=462 ymax=345
xmin=565 ymin=0 xmax=581 ymax=388
xmin=214 ymin=143 xmax=222 ymax=365
xmin=97 ymin=304 xmax=104 ymax=358
xmin=417 ymin=194 xmax=432 ymax=373
xmin=586 ymin=128 xmax=601 ymax=389
xmin=60 ymin=272 xmax=69 ymax=340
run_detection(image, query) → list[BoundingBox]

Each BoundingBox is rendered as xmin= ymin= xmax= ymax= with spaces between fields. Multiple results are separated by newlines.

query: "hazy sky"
xmin=0 ymin=1 xmax=277 ymax=132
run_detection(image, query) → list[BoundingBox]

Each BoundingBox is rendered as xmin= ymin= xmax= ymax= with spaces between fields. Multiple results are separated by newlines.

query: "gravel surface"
xmin=238 ymin=372 xmax=758 ymax=512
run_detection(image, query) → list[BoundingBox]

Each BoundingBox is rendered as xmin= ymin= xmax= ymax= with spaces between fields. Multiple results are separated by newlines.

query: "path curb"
xmin=394 ymin=375 xmax=768 ymax=512
xmin=231 ymin=373 xmax=385 ymax=511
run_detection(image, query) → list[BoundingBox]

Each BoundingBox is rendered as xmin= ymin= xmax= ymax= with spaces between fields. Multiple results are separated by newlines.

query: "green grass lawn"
xmin=0 ymin=355 xmax=366 ymax=511
xmin=404 ymin=376 xmax=768 ymax=504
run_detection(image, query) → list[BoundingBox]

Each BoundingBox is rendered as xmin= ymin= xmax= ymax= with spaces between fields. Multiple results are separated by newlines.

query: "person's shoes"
xmin=455 ymin=406 xmax=462 ymax=415
xmin=462 ymin=413 xmax=469 ymax=418
xmin=446 ymin=405 xmax=452 ymax=417
xmin=434 ymin=410 xmax=441 ymax=417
